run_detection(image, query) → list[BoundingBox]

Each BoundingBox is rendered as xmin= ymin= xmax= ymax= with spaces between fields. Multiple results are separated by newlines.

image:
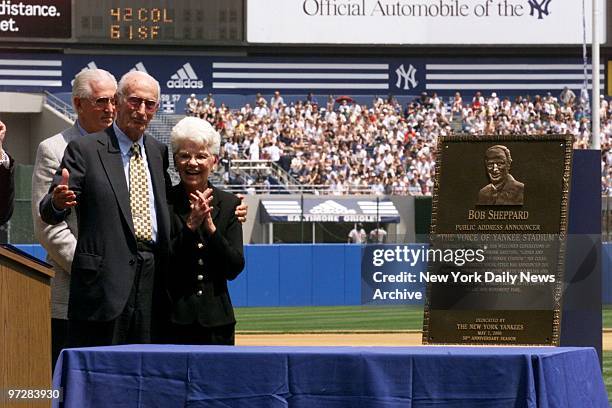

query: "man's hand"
xmin=52 ymin=168 xmax=77 ymax=210
xmin=235 ymin=193 xmax=248 ymax=223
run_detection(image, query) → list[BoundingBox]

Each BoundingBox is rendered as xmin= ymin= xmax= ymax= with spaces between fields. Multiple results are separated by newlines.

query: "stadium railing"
xmin=221 ymin=183 xmax=387 ymax=195
xmin=43 ymin=91 xmax=76 ymax=122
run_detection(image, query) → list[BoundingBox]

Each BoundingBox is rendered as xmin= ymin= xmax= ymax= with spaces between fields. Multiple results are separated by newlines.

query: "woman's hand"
xmin=186 ymin=188 xmax=216 ymax=235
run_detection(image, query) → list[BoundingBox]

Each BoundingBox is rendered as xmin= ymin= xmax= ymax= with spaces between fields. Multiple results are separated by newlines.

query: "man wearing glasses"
xmin=40 ymin=71 xmax=171 ymax=348
xmin=32 ymin=68 xmax=117 ymax=363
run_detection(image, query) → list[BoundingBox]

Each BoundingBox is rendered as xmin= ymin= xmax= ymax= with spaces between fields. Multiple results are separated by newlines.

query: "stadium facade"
xmin=0 ymin=0 xmax=610 ymax=244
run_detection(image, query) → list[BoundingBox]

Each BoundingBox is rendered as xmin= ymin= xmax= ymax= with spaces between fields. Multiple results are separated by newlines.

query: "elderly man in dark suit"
xmin=0 ymin=120 xmax=14 ymax=227
xmin=40 ymin=71 xmax=171 ymax=347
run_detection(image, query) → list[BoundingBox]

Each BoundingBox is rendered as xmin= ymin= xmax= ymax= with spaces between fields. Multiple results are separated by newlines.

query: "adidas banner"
xmin=260 ymin=198 xmax=401 ymax=223
xmin=0 ymin=53 xmax=605 ymax=98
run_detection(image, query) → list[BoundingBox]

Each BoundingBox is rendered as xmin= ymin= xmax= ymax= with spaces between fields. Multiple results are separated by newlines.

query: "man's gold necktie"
xmin=129 ymin=143 xmax=153 ymax=242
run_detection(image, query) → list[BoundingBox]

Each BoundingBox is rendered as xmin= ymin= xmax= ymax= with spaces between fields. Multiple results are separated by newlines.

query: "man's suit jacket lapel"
xmin=144 ymin=134 xmax=170 ymax=243
xmin=62 ymin=124 xmax=81 ymax=147
xmin=50 ymin=124 xmax=81 ymax=163
xmin=97 ymin=126 xmax=136 ymax=238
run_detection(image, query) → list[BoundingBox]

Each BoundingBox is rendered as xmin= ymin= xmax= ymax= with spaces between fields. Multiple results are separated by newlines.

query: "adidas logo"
xmin=167 ymin=63 xmax=204 ymax=89
xmin=310 ymin=200 xmax=356 ymax=215
xmin=130 ymin=62 xmax=148 ymax=73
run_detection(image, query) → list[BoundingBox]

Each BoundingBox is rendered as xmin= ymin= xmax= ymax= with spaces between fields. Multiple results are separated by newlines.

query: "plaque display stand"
xmin=560 ymin=150 xmax=602 ymax=360
xmin=423 ymin=135 xmax=575 ymax=346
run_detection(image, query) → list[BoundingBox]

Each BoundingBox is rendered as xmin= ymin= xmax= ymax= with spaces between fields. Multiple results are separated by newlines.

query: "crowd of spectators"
xmin=184 ymin=89 xmax=612 ymax=196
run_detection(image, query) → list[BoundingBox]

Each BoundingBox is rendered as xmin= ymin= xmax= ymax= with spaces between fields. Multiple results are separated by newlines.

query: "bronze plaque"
xmin=422 ymin=135 xmax=572 ymax=346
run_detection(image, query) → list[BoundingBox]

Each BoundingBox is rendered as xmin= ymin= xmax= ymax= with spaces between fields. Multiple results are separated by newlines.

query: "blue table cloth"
xmin=52 ymin=345 xmax=609 ymax=407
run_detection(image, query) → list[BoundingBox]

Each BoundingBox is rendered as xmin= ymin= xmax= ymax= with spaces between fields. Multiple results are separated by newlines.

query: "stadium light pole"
xmin=591 ymin=0 xmax=600 ymax=149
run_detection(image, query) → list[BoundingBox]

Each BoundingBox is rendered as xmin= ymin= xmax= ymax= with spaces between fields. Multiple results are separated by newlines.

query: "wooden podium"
xmin=0 ymin=245 xmax=53 ymax=407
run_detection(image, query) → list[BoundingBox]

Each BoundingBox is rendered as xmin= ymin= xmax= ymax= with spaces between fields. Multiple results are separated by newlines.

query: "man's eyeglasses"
xmin=89 ymin=97 xmax=116 ymax=108
xmin=126 ymin=96 xmax=158 ymax=112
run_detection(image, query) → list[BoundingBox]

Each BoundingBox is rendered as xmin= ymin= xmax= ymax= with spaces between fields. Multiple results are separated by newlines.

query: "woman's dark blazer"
xmin=167 ymin=182 xmax=245 ymax=327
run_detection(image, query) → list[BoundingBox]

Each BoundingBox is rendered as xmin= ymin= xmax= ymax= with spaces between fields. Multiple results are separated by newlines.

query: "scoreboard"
xmin=0 ymin=0 xmax=244 ymax=45
xmin=107 ymin=6 xmax=174 ymax=41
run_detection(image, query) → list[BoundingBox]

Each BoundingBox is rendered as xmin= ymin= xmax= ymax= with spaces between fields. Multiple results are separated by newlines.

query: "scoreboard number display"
xmin=109 ymin=7 xmax=174 ymax=41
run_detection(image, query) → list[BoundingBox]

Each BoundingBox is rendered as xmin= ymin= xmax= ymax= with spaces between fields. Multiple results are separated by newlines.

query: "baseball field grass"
xmin=236 ymin=305 xmax=424 ymax=332
xmin=235 ymin=305 xmax=612 ymax=402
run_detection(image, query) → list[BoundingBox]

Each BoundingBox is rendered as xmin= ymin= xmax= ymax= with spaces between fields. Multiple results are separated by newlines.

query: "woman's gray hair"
xmin=71 ymin=68 xmax=117 ymax=110
xmin=171 ymin=117 xmax=221 ymax=156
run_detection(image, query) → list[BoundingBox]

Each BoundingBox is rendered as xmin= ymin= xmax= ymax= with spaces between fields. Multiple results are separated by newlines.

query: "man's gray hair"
xmin=116 ymin=71 xmax=161 ymax=101
xmin=171 ymin=117 xmax=221 ymax=156
xmin=71 ymin=68 xmax=117 ymax=110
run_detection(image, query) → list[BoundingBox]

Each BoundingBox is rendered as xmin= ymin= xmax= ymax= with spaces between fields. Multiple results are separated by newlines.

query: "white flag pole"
xmin=592 ymin=0 xmax=600 ymax=149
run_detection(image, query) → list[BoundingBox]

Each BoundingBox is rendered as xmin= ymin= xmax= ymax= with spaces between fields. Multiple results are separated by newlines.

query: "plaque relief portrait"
xmin=477 ymin=145 xmax=524 ymax=206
